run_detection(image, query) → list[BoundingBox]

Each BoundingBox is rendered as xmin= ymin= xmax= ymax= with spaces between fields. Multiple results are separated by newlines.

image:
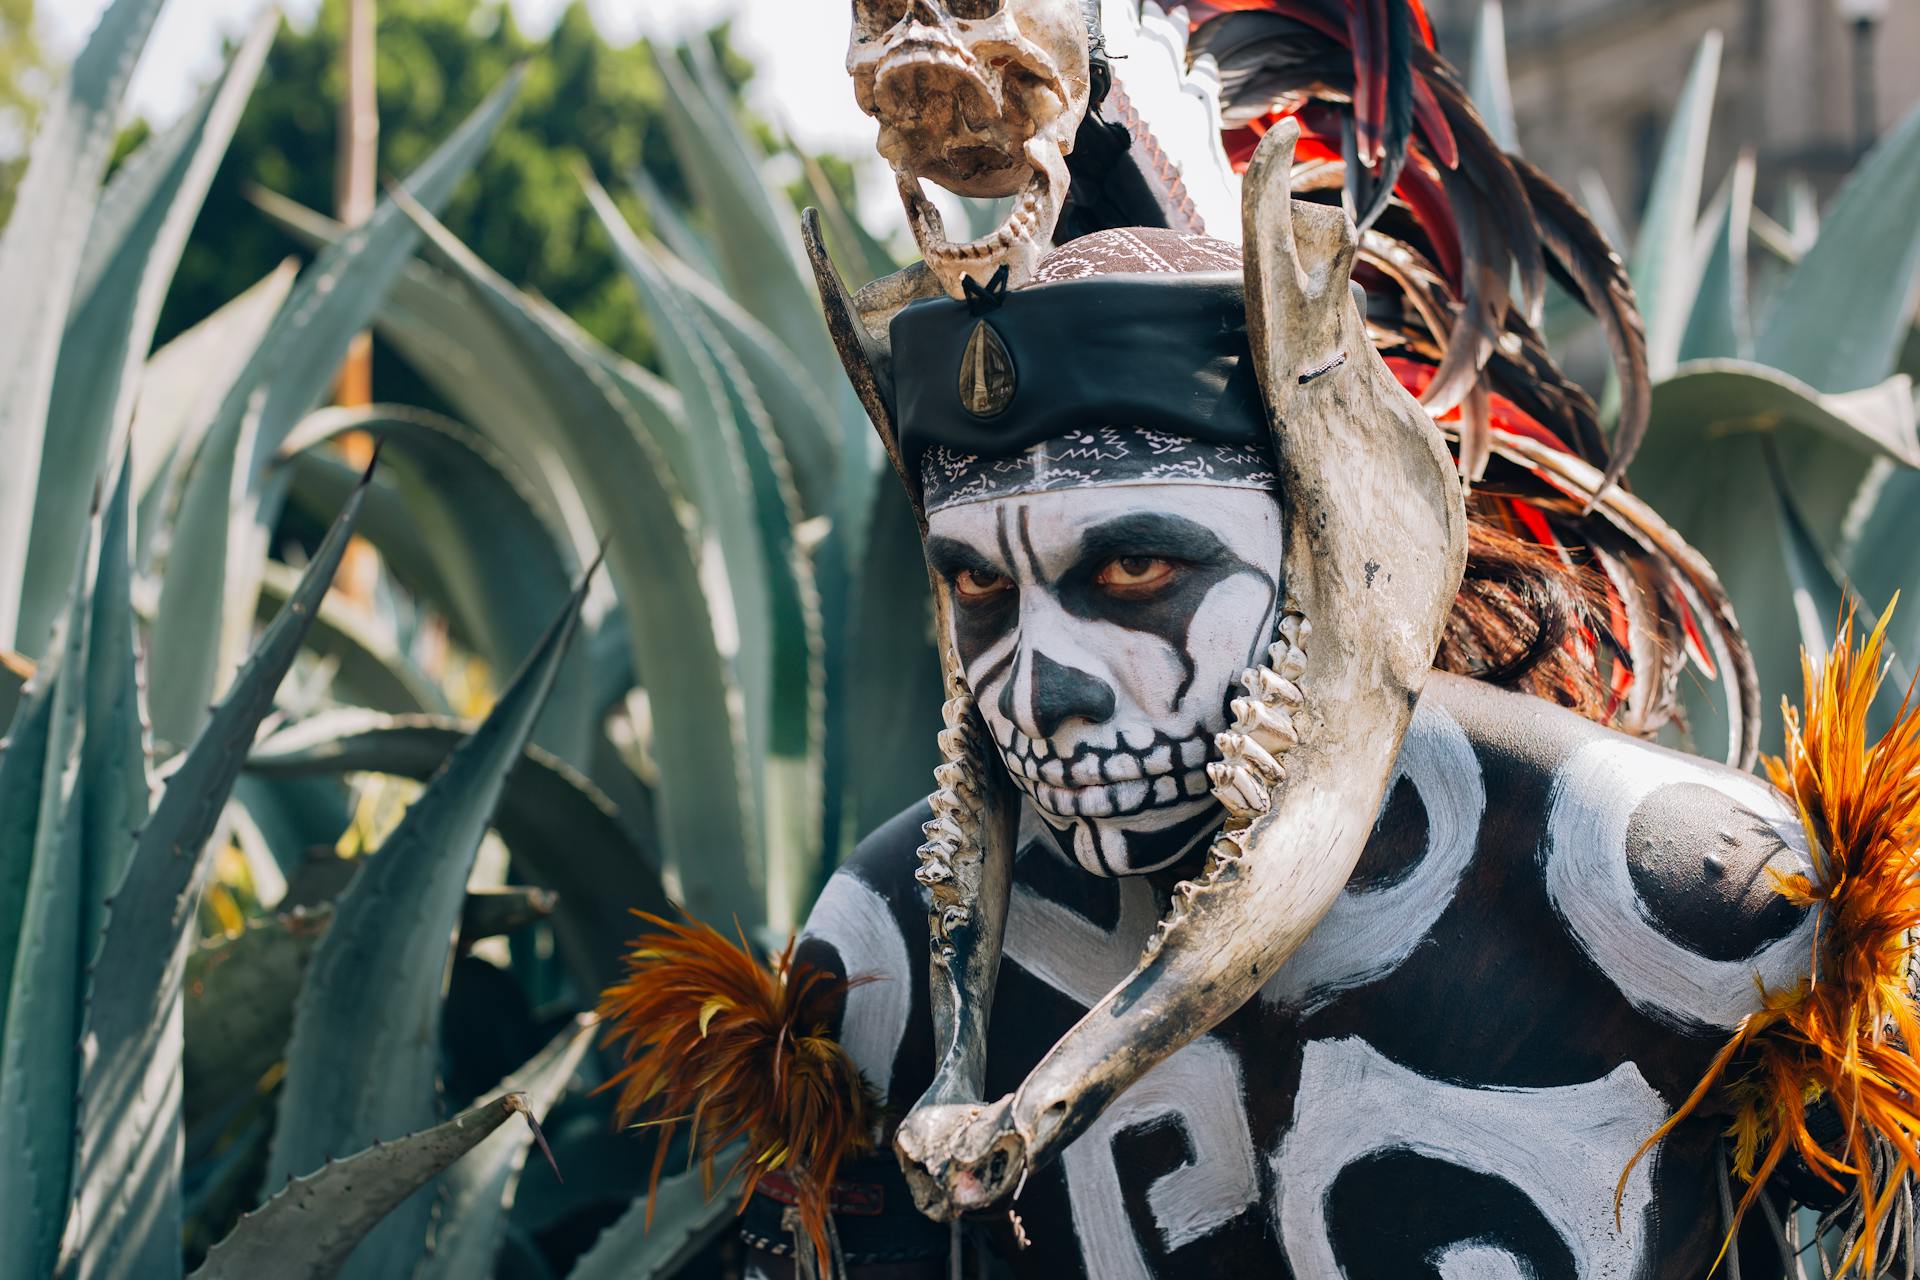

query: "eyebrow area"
xmin=925 ymin=534 xmax=1006 ymax=581
xmin=1072 ymin=512 xmax=1231 ymax=567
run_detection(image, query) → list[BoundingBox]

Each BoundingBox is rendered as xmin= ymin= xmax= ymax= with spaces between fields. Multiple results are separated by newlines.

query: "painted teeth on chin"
xmin=1039 ymin=757 xmax=1066 ymax=785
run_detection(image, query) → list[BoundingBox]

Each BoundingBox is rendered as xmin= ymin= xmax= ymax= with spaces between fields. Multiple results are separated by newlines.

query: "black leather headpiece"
xmin=889 ymin=270 xmax=1270 ymax=480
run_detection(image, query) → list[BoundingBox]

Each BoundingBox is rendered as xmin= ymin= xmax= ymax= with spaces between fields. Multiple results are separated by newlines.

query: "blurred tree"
xmin=161 ymin=0 xmax=753 ymax=374
xmin=0 ymin=0 xmax=44 ymax=225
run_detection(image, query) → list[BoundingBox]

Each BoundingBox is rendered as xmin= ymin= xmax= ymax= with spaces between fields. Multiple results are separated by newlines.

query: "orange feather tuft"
xmin=1618 ymin=601 xmax=1920 ymax=1274
xmin=596 ymin=912 xmax=876 ymax=1274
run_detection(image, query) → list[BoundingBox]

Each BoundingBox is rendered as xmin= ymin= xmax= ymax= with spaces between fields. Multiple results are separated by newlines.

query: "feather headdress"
xmin=597 ymin=913 xmax=875 ymax=1274
xmin=1617 ymin=604 xmax=1920 ymax=1274
xmin=1077 ymin=0 xmax=1754 ymax=758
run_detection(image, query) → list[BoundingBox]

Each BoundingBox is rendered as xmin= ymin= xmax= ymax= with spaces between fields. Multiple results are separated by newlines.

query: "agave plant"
xmin=0 ymin=0 xmax=945 ymax=1274
xmin=1466 ymin=8 xmax=1920 ymax=764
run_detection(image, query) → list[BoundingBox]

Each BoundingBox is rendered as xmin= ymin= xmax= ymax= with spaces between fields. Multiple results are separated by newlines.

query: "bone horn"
xmin=801 ymin=208 xmax=1022 ymax=1157
xmin=890 ymin=117 xmax=1469 ymax=1217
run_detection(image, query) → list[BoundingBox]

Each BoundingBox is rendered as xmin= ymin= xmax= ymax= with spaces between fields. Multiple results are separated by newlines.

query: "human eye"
xmin=953 ymin=566 xmax=1013 ymax=602
xmin=1093 ymin=555 xmax=1179 ymax=596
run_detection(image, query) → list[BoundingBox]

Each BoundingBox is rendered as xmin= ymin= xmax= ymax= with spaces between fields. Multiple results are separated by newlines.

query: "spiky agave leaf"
xmin=1618 ymin=603 xmax=1920 ymax=1275
xmin=597 ymin=913 xmax=874 ymax=1274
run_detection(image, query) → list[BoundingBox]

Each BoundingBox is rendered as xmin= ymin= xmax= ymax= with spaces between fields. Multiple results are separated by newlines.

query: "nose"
xmin=1003 ymin=649 xmax=1116 ymax=740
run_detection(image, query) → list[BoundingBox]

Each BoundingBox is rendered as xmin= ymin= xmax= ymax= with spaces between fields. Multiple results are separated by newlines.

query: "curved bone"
xmin=800 ymin=208 xmax=1025 ymax=1173
xmin=892 ymin=117 xmax=1469 ymax=1218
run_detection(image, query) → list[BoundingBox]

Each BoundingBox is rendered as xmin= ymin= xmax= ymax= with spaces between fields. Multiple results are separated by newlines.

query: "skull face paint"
xmin=926 ymin=483 xmax=1284 ymax=875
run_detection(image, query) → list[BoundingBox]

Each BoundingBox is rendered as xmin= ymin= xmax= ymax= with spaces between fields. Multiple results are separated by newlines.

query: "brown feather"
xmin=597 ymin=913 xmax=876 ymax=1274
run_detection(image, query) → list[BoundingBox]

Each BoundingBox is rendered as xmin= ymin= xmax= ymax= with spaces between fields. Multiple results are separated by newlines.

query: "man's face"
xmin=926 ymin=483 xmax=1285 ymax=874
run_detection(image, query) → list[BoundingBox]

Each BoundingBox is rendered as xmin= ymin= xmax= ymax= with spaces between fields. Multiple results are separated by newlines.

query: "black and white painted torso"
xmin=777 ymin=673 xmax=1814 ymax=1279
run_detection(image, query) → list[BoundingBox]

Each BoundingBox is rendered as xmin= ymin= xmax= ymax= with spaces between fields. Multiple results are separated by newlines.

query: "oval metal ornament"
xmin=959 ymin=319 xmax=1015 ymax=418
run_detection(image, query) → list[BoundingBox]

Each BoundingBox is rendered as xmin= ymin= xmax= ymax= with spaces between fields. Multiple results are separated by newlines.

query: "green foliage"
xmin=0 ymin=0 xmax=43 ymax=224
xmin=0 ymin=5 xmax=934 ymax=1276
xmin=159 ymin=0 xmax=746 ymax=372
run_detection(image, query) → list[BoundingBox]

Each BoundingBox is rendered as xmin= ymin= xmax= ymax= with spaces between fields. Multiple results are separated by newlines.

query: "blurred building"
xmin=1425 ymin=0 xmax=1920 ymax=222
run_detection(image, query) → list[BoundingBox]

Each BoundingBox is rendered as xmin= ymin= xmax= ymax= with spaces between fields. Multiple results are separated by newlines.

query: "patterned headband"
xmin=920 ymin=424 xmax=1279 ymax=513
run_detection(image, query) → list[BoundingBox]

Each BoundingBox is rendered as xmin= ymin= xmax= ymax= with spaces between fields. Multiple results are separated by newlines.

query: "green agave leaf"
xmin=1629 ymin=359 xmax=1919 ymax=762
xmin=0 ymin=505 xmax=97 ymax=1280
xmin=585 ymin=176 xmax=820 ymax=926
xmin=0 ymin=0 xmax=166 ymax=651
xmin=0 ymin=664 xmax=56 ymax=1032
xmin=1841 ymin=463 xmax=1920 ymax=725
xmin=415 ymin=1016 xmax=596 ymax=1280
xmin=190 ymin=1092 xmax=538 ymax=1280
xmin=1630 ymin=30 xmax=1721 ymax=381
xmin=268 ymin=567 xmax=590 ymax=1279
xmin=79 ymin=460 xmax=150 ymax=966
xmin=1465 ymin=0 xmax=1518 ymax=153
xmin=254 ymin=559 xmax=446 ymax=716
xmin=645 ymin=236 xmax=841 ymax=522
xmin=627 ymin=164 xmax=722 ymax=282
xmin=63 ymin=469 xmax=370 ymax=1280
xmin=246 ymin=710 xmax=664 ymax=993
xmin=149 ymin=67 xmax=525 ymax=747
xmin=580 ymin=174 xmax=773 ymax=782
xmin=132 ymin=263 xmax=299 ymax=568
xmin=246 ymin=188 xmax=588 ymax=541
xmin=16 ymin=15 xmax=275 ymax=660
xmin=565 ymin=1149 xmax=744 ymax=1280
xmin=1677 ymin=149 xmax=1754 ymax=364
xmin=0 ymin=651 xmax=29 ymax=737
xmin=847 ymin=478 xmax=945 ymax=842
xmin=1754 ymin=100 xmax=1920 ymax=395
xmin=183 ymin=904 xmax=333 ymax=1133
xmin=280 ymin=449 xmax=457 ymax=624
xmin=392 ymin=195 xmax=763 ymax=925
xmin=279 ymin=404 xmax=590 ymax=765
xmin=800 ymin=153 xmax=900 ymax=287
xmin=648 ymin=48 xmax=844 ymax=410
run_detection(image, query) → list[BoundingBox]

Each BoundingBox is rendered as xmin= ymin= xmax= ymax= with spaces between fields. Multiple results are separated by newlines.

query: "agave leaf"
xmin=0 ymin=0 xmax=166 ymax=651
xmin=1678 ymin=149 xmax=1754 ymax=364
xmin=15 ymin=15 xmax=275 ymax=659
xmin=393 ymin=196 xmax=764 ymax=925
xmin=564 ymin=1150 xmax=744 ymax=1280
xmin=132 ymin=263 xmax=300 ymax=567
xmin=0 ymin=650 xmax=29 ymax=736
xmin=1630 ymin=360 xmax=1919 ymax=762
xmin=246 ymin=711 xmax=664 ymax=991
xmin=190 ymin=1092 xmax=538 ymax=1280
xmin=254 ymin=560 xmax=446 ymax=716
xmin=80 ymin=460 xmax=151 ymax=959
xmin=847 ymin=478 xmax=945 ymax=841
xmin=1841 ymin=463 xmax=1920 ymax=721
xmin=645 ymin=238 xmax=841 ymax=521
xmin=0 ymin=508 xmax=97 ymax=1280
xmin=627 ymin=164 xmax=721 ymax=281
xmin=268 ymin=566 xmax=590 ymax=1279
xmin=182 ymin=904 xmax=333 ymax=1132
xmin=1754 ymin=101 xmax=1920 ymax=395
xmin=585 ymin=176 xmax=821 ymax=925
xmin=63 ymin=470 xmax=370 ymax=1280
xmin=580 ymin=175 xmax=773 ymax=772
xmin=800 ymin=152 xmax=900 ymax=287
xmin=1465 ymin=0 xmax=1517 ymax=153
xmin=149 ymin=67 xmax=525 ymax=747
xmin=647 ymin=48 xmax=844 ymax=407
xmin=1629 ymin=31 xmax=1721 ymax=382
xmin=0 ymin=665 xmax=55 ymax=1028
xmin=415 ymin=1016 xmax=596 ymax=1280
xmin=280 ymin=449 xmax=456 ymax=619
xmin=279 ymin=404 xmax=590 ymax=764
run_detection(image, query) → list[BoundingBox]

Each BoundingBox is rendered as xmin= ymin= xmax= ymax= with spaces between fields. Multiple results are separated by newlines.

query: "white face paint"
xmin=926 ymin=483 xmax=1284 ymax=874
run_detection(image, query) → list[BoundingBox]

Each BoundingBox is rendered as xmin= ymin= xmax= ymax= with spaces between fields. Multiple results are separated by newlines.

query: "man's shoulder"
xmin=835 ymin=799 xmax=936 ymax=909
xmin=1428 ymin=673 xmax=1813 ymax=1028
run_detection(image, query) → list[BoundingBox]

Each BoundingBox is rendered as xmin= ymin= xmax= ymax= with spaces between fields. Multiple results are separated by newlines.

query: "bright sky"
xmin=40 ymin=0 xmax=878 ymax=153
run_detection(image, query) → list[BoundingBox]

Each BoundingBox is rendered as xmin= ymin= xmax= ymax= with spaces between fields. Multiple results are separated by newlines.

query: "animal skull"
xmin=848 ymin=0 xmax=1092 ymax=297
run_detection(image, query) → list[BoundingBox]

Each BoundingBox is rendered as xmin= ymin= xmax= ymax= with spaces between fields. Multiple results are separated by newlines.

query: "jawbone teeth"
xmin=1148 ymin=611 xmax=1312 ymax=961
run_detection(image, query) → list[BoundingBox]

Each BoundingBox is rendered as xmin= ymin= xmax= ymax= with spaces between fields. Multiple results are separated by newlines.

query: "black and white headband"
xmin=920 ymin=425 xmax=1279 ymax=513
